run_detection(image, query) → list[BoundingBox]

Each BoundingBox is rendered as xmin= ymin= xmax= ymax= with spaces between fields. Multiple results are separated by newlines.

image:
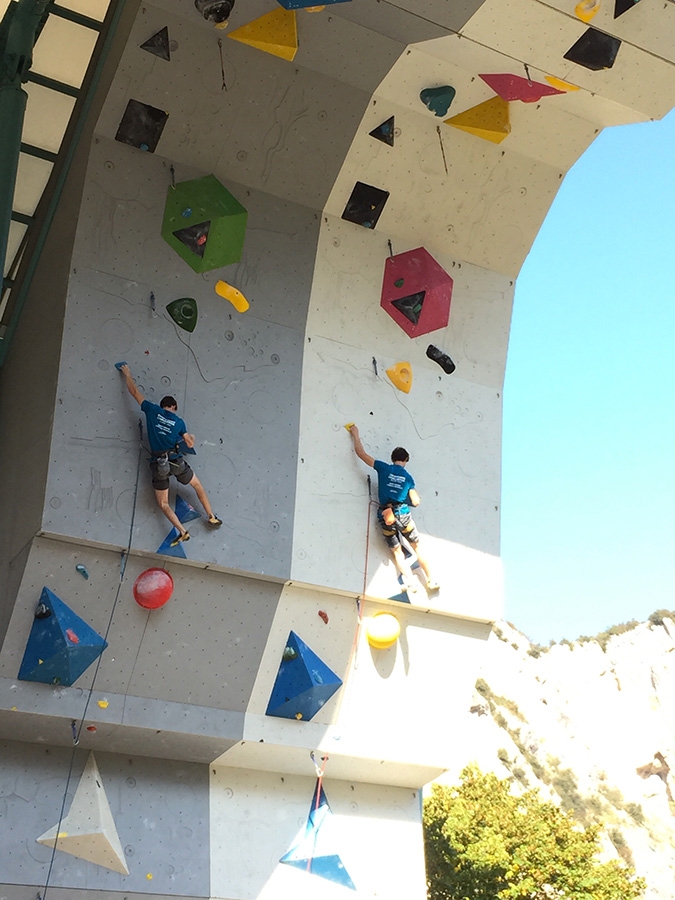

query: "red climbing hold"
xmin=133 ymin=568 xmax=174 ymax=609
xmin=318 ymin=610 xmax=329 ymax=624
xmin=65 ymin=629 xmax=80 ymax=644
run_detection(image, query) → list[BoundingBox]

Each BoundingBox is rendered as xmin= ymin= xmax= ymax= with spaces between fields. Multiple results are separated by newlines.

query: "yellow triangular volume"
xmin=227 ymin=8 xmax=298 ymax=62
xmin=445 ymin=96 xmax=511 ymax=145
xmin=386 ymin=362 xmax=413 ymax=394
xmin=37 ymin=753 xmax=129 ymax=875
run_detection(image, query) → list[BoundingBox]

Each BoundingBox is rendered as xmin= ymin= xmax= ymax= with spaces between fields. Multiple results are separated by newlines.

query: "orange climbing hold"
xmin=575 ymin=0 xmax=600 ymax=23
xmin=445 ymin=97 xmax=511 ymax=145
xmin=386 ymin=362 xmax=412 ymax=394
xmin=215 ymin=280 xmax=250 ymax=313
xmin=227 ymin=7 xmax=298 ymax=62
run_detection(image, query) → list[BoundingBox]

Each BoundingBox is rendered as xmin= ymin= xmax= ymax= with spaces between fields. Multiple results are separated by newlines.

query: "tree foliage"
xmin=423 ymin=766 xmax=645 ymax=900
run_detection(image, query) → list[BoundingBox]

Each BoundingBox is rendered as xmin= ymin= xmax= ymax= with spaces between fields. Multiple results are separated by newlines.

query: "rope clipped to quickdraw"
xmin=307 ymin=751 xmax=329 ymax=872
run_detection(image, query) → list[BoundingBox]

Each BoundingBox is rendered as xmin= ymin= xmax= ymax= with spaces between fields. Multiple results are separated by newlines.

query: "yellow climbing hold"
xmin=344 ymin=422 xmax=355 ymax=431
xmin=57 ymin=832 xmax=68 ymax=838
xmin=146 ymin=873 xmax=153 ymax=881
xmin=366 ymin=612 xmax=401 ymax=650
xmin=227 ymin=7 xmax=298 ymax=62
xmin=97 ymin=699 xmax=109 ymax=709
xmin=215 ymin=280 xmax=250 ymax=313
xmin=386 ymin=362 xmax=412 ymax=394
xmin=445 ymin=96 xmax=510 ymax=145
xmin=305 ymin=5 xmax=326 ymax=9
xmin=295 ymin=712 xmax=303 ymax=720
xmin=574 ymin=0 xmax=600 ymax=23
xmin=544 ymin=75 xmax=580 ymax=92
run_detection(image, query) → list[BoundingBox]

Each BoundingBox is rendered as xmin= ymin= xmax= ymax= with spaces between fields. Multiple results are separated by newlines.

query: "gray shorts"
xmin=377 ymin=507 xmax=419 ymax=549
xmin=150 ymin=455 xmax=194 ymax=491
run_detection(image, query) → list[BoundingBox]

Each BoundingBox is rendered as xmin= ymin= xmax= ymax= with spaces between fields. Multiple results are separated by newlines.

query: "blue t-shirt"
xmin=373 ymin=459 xmax=415 ymax=510
xmin=141 ymin=400 xmax=187 ymax=453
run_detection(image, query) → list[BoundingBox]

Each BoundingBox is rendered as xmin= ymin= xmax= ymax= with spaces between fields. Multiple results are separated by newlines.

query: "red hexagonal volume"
xmin=380 ymin=248 xmax=453 ymax=338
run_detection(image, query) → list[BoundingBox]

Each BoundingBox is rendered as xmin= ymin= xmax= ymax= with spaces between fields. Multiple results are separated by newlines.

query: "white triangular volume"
xmin=37 ymin=752 xmax=129 ymax=875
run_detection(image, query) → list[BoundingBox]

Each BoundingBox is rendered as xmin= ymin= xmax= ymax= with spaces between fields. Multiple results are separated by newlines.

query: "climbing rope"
xmin=307 ymin=750 xmax=329 ymax=872
xmin=41 ymin=421 xmax=144 ymax=898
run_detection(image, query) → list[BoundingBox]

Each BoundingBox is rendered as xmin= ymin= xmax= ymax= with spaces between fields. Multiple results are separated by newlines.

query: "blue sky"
xmin=501 ymin=106 xmax=675 ymax=645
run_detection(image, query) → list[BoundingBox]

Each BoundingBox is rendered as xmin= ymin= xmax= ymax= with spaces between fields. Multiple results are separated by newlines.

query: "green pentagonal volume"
xmin=161 ymin=175 xmax=248 ymax=273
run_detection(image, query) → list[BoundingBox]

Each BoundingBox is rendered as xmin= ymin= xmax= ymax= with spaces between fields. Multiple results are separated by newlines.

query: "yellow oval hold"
xmin=574 ymin=0 xmax=599 ymax=23
xmin=366 ymin=612 xmax=401 ymax=649
xmin=215 ymin=280 xmax=250 ymax=313
xmin=386 ymin=362 xmax=412 ymax=394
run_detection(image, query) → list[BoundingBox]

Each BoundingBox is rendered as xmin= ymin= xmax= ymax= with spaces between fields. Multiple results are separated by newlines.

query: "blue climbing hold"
xmin=280 ymin=780 xmax=356 ymax=890
xmin=266 ymin=631 xmax=342 ymax=721
xmin=18 ymin=587 xmax=107 ymax=686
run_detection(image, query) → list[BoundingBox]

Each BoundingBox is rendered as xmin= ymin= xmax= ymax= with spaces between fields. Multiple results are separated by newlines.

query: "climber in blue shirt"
xmin=119 ymin=364 xmax=221 ymax=545
xmin=349 ymin=425 xmax=439 ymax=594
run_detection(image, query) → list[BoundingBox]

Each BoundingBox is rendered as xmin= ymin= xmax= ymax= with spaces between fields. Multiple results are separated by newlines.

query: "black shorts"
xmin=377 ymin=507 xmax=419 ymax=549
xmin=150 ymin=456 xmax=194 ymax=492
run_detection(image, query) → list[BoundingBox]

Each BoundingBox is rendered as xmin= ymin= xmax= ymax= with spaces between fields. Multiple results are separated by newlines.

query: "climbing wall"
xmin=2 ymin=0 xmax=675 ymax=898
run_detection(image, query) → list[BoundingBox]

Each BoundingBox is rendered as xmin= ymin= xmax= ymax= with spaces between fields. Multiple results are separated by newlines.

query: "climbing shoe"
xmin=170 ymin=531 xmax=190 ymax=547
xmin=403 ymin=580 xmax=419 ymax=594
xmin=426 ymin=581 xmax=441 ymax=592
xmin=207 ymin=515 xmax=222 ymax=527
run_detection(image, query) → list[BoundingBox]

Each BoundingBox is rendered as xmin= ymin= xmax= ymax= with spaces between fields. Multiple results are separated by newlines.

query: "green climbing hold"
xmin=161 ymin=175 xmax=247 ymax=273
xmin=394 ymin=278 xmax=404 ymax=288
xmin=282 ymin=645 xmax=298 ymax=661
xmin=420 ymin=85 xmax=456 ymax=117
xmin=166 ymin=297 xmax=198 ymax=333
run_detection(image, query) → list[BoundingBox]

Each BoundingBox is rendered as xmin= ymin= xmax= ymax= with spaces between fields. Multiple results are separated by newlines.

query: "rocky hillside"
xmin=445 ymin=614 xmax=675 ymax=900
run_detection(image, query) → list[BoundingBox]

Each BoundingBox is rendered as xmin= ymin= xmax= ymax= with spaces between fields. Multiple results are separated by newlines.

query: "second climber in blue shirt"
xmin=349 ymin=425 xmax=439 ymax=595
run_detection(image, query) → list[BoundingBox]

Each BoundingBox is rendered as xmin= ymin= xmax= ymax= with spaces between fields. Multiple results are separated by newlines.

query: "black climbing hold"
xmin=369 ymin=116 xmax=395 ymax=147
xmin=167 ymin=298 xmax=198 ymax=333
xmin=426 ymin=344 xmax=456 ymax=375
xmin=614 ymin=0 xmax=641 ymax=16
xmin=195 ymin=0 xmax=235 ymax=24
xmin=563 ymin=28 xmax=621 ymax=71
xmin=140 ymin=27 xmax=171 ymax=61
xmin=115 ymin=99 xmax=169 ymax=153
xmin=172 ymin=221 xmax=211 ymax=258
xmin=341 ymin=182 xmax=390 ymax=230
xmin=392 ymin=291 xmax=425 ymax=326
xmin=35 ymin=603 xmax=51 ymax=619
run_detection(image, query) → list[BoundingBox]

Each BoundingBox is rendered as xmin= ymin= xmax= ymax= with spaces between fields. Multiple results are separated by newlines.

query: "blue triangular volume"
xmin=175 ymin=495 xmax=201 ymax=524
xmin=157 ymin=528 xmax=187 ymax=558
xmin=177 ymin=438 xmax=196 ymax=456
xmin=280 ymin=781 xmax=356 ymax=890
xmin=18 ymin=587 xmax=108 ymax=686
xmin=266 ymin=631 xmax=342 ymax=721
xmin=388 ymin=591 xmax=412 ymax=604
